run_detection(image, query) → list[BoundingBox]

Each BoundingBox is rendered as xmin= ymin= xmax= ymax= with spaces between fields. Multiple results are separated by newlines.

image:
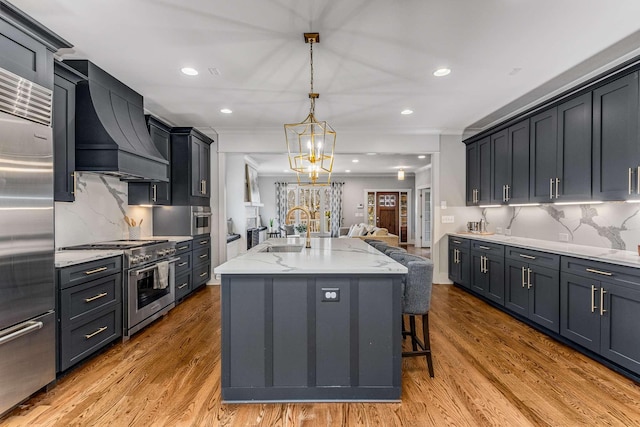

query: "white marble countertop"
xmin=450 ymin=232 xmax=640 ymax=268
xmin=55 ymin=250 xmax=123 ymax=268
xmin=149 ymin=235 xmax=193 ymax=243
xmin=214 ymin=237 xmax=408 ymax=275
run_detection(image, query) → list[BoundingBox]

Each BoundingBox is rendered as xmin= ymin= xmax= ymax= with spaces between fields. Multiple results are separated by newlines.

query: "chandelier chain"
xmin=310 ymin=40 xmax=315 ymax=114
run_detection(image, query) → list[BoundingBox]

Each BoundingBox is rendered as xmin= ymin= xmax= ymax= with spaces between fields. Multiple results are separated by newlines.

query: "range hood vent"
xmin=64 ymin=60 xmax=169 ymax=182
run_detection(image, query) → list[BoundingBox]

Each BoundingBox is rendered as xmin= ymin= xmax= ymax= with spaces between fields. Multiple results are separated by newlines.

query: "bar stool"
xmin=390 ymin=252 xmax=434 ymax=377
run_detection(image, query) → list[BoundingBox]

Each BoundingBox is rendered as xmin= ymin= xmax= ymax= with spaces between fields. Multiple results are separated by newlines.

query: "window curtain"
xmin=330 ymin=182 xmax=344 ymax=237
xmin=275 ymin=182 xmax=288 ymax=229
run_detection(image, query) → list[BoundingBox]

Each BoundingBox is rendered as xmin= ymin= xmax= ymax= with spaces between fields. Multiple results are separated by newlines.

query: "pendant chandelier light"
xmin=284 ymin=33 xmax=336 ymax=186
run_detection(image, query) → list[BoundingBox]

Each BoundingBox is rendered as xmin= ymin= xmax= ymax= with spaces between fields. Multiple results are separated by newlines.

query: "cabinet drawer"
xmin=505 ymin=246 xmax=559 ymax=269
xmin=59 ymin=256 xmax=122 ymax=289
xmin=449 ymin=236 xmax=470 ymax=250
xmin=470 ymin=240 xmax=504 ymax=256
xmin=59 ymin=304 xmax=122 ymax=371
xmin=193 ymin=234 xmax=211 ymax=248
xmin=561 ymin=256 xmax=640 ymax=289
xmin=193 ymin=263 xmax=210 ymax=286
xmin=175 ymin=252 xmax=192 ymax=275
xmin=60 ymin=273 xmax=121 ymax=324
xmin=175 ymin=272 xmax=192 ymax=301
xmin=175 ymin=240 xmax=193 ymax=254
xmin=193 ymin=247 xmax=210 ymax=266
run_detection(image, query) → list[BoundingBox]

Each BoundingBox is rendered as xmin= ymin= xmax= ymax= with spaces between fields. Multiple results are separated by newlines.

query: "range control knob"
xmin=144 ymin=254 xmax=152 ymax=261
xmin=168 ymin=248 xmax=176 ymax=255
xmin=157 ymin=249 xmax=167 ymax=257
xmin=130 ymin=255 xmax=141 ymax=265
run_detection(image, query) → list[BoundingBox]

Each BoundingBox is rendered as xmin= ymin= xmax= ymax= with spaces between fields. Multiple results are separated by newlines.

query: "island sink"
xmin=259 ymin=244 xmax=304 ymax=253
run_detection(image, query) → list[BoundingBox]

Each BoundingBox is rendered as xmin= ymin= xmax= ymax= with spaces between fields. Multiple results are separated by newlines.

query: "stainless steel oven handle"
xmin=130 ymin=257 xmax=180 ymax=276
xmin=0 ymin=320 xmax=43 ymax=346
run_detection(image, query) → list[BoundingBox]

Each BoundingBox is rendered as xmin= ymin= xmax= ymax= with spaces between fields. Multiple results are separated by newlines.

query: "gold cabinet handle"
xmin=591 ymin=285 xmax=597 ymax=313
xmin=177 ymin=282 xmax=188 ymax=289
xmin=152 ymin=184 xmax=157 ymax=202
xmin=629 ymin=168 xmax=633 ymax=195
xmin=200 ymin=240 xmax=209 ymax=245
xmin=521 ymin=266 xmax=526 ymax=288
xmin=600 ymin=288 xmax=607 ymax=316
xmin=455 ymin=249 xmax=459 ymax=264
xmin=199 ymin=254 xmax=208 ymax=259
xmin=84 ymin=292 xmax=107 ymax=303
xmin=519 ymin=254 xmax=536 ymax=260
xmin=84 ymin=266 xmax=108 ymax=275
xmin=505 ymin=185 xmax=510 ymax=202
xmin=199 ymin=272 xmax=207 ymax=277
xmin=452 ymin=240 xmax=462 ymax=244
xmin=555 ymin=178 xmax=560 ymax=199
xmin=85 ymin=326 xmax=108 ymax=340
xmin=586 ymin=268 xmax=613 ymax=276
xmin=178 ymin=245 xmax=189 ymax=251
xmin=203 ymin=180 xmax=207 ymax=195
xmin=527 ymin=268 xmax=532 ymax=289
xmin=479 ymin=246 xmax=491 ymax=250
xmin=550 ymin=178 xmax=554 ymax=199
xmin=503 ymin=185 xmax=506 ymax=202
xmin=178 ymin=262 xmax=188 ymax=267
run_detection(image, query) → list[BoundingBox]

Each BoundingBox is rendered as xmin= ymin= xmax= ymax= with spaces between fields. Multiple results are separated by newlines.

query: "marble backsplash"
xmin=55 ymin=172 xmax=153 ymax=249
xmin=475 ymin=202 xmax=640 ymax=251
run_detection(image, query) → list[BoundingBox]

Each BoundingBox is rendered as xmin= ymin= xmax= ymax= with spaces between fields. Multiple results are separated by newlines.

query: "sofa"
xmin=339 ymin=223 xmax=400 ymax=247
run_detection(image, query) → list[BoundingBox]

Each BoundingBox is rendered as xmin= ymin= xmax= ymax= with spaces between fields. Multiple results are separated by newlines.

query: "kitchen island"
xmin=214 ymin=237 xmax=407 ymax=402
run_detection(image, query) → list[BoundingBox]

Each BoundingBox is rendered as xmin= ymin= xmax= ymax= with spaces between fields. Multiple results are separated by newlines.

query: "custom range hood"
xmin=64 ymin=60 xmax=169 ymax=181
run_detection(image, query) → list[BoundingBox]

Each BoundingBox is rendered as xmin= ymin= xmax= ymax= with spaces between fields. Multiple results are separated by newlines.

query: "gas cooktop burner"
xmin=63 ymin=239 xmax=169 ymax=250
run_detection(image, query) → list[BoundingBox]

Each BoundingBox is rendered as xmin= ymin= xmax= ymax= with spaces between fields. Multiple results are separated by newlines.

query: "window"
xmin=286 ymin=185 xmax=331 ymax=234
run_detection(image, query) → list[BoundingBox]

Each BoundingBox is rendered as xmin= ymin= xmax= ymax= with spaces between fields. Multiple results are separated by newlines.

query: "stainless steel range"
xmin=63 ymin=239 xmax=178 ymax=340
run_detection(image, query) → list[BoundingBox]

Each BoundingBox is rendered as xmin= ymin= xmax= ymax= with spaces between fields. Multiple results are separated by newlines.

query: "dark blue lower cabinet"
xmin=220 ymin=274 xmax=402 ymax=401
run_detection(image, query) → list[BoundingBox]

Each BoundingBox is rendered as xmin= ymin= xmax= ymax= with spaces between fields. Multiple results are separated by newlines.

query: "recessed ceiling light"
xmin=418 ymin=155 xmax=426 ymax=159
xmin=433 ymin=68 xmax=451 ymax=77
xmin=181 ymin=67 xmax=199 ymax=76
xmin=220 ymin=108 xmax=232 ymax=114
xmin=345 ymin=169 xmax=351 ymax=173
xmin=401 ymin=109 xmax=413 ymax=115
xmin=352 ymin=159 xmax=359 ymax=163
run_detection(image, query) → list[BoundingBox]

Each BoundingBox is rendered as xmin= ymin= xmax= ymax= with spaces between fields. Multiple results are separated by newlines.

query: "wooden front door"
xmin=376 ymin=192 xmax=399 ymax=235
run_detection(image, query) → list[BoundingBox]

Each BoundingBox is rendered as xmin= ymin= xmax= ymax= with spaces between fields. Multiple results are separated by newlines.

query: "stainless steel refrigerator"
xmin=0 ymin=67 xmax=55 ymax=415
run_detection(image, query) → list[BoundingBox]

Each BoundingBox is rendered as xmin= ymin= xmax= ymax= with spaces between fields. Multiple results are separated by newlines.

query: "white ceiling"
xmin=10 ymin=0 xmax=640 ymax=172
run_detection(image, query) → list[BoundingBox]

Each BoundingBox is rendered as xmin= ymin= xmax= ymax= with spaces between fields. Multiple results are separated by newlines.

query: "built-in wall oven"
xmin=153 ymin=206 xmax=212 ymax=236
xmin=63 ymin=240 xmax=178 ymax=340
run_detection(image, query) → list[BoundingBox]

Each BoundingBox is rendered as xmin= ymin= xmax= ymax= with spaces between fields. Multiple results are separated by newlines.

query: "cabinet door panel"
xmin=600 ymin=281 xmax=640 ymax=372
xmin=466 ymin=142 xmax=479 ymax=205
xmin=508 ymin=120 xmax=530 ymax=204
xmin=529 ymin=266 xmax=559 ymax=333
xmin=478 ymin=137 xmax=492 ymax=205
xmin=470 ymin=253 xmax=487 ymax=295
xmin=592 ymin=72 xmax=639 ymax=200
xmin=491 ymin=129 xmax=509 ymax=204
xmin=505 ymin=260 xmax=529 ymax=317
xmin=190 ymin=139 xmax=201 ymax=198
xmin=448 ymin=247 xmax=459 ymax=283
xmin=557 ymin=92 xmax=592 ymax=201
xmin=459 ymin=250 xmax=471 ymax=289
xmin=560 ymin=273 xmax=600 ymax=353
xmin=530 ymin=108 xmax=558 ymax=202
xmin=485 ymin=257 xmax=505 ymax=306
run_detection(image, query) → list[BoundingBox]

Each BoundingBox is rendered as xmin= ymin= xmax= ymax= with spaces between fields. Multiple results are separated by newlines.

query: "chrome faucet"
xmin=286 ymin=205 xmax=312 ymax=248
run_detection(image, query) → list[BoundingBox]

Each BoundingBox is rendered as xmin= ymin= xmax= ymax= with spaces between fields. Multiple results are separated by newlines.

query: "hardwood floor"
xmin=4 ymin=283 xmax=640 ymax=426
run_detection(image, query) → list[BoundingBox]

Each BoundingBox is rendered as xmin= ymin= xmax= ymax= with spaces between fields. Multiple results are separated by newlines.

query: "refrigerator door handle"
xmin=0 ymin=320 xmax=43 ymax=346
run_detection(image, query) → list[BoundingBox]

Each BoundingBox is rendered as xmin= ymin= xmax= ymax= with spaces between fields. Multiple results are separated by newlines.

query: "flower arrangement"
xmin=295 ymin=223 xmax=307 ymax=233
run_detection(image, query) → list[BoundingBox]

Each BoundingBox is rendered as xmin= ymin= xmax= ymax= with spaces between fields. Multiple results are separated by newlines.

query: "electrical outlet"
xmin=496 ymin=227 xmax=503 ymax=234
xmin=559 ymin=233 xmax=569 ymax=242
xmin=441 ymin=215 xmax=454 ymax=224
xmin=321 ymin=288 xmax=340 ymax=302
xmin=505 ymin=228 xmax=512 ymax=236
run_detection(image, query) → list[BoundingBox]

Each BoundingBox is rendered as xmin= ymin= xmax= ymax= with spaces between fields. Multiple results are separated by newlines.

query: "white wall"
xmin=225 ymin=153 xmax=250 ymax=253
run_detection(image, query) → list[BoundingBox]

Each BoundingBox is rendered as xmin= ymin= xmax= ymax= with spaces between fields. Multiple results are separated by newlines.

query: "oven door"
xmin=191 ymin=206 xmax=212 ymax=235
xmin=127 ymin=258 xmax=177 ymax=336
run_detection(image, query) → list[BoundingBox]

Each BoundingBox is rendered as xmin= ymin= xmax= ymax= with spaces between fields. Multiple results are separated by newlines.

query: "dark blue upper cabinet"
xmin=592 ymin=72 xmax=640 ymax=201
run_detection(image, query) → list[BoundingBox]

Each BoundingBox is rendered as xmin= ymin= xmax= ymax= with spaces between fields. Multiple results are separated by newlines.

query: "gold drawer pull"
xmin=178 ymin=245 xmax=189 ymax=251
xmin=478 ymin=246 xmax=491 ymax=250
xmin=199 ymin=254 xmax=208 ymax=259
xmin=199 ymin=240 xmax=209 ymax=245
xmin=452 ymin=240 xmax=462 ymax=244
xmin=199 ymin=272 xmax=207 ymax=277
xmin=84 ymin=292 xmax=108 ymax=303
xmin=177 ymin=282 xmax=188 ymax=289
xmin=84 ymin=266 xmax=108 ymax=275
xmin=178 ymin=262 xmax=188 ymax=267
xmin=586 ymin=268 xmax=613 ymax=276
xmin=85 ymin=326 xmax=108 ymax=339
